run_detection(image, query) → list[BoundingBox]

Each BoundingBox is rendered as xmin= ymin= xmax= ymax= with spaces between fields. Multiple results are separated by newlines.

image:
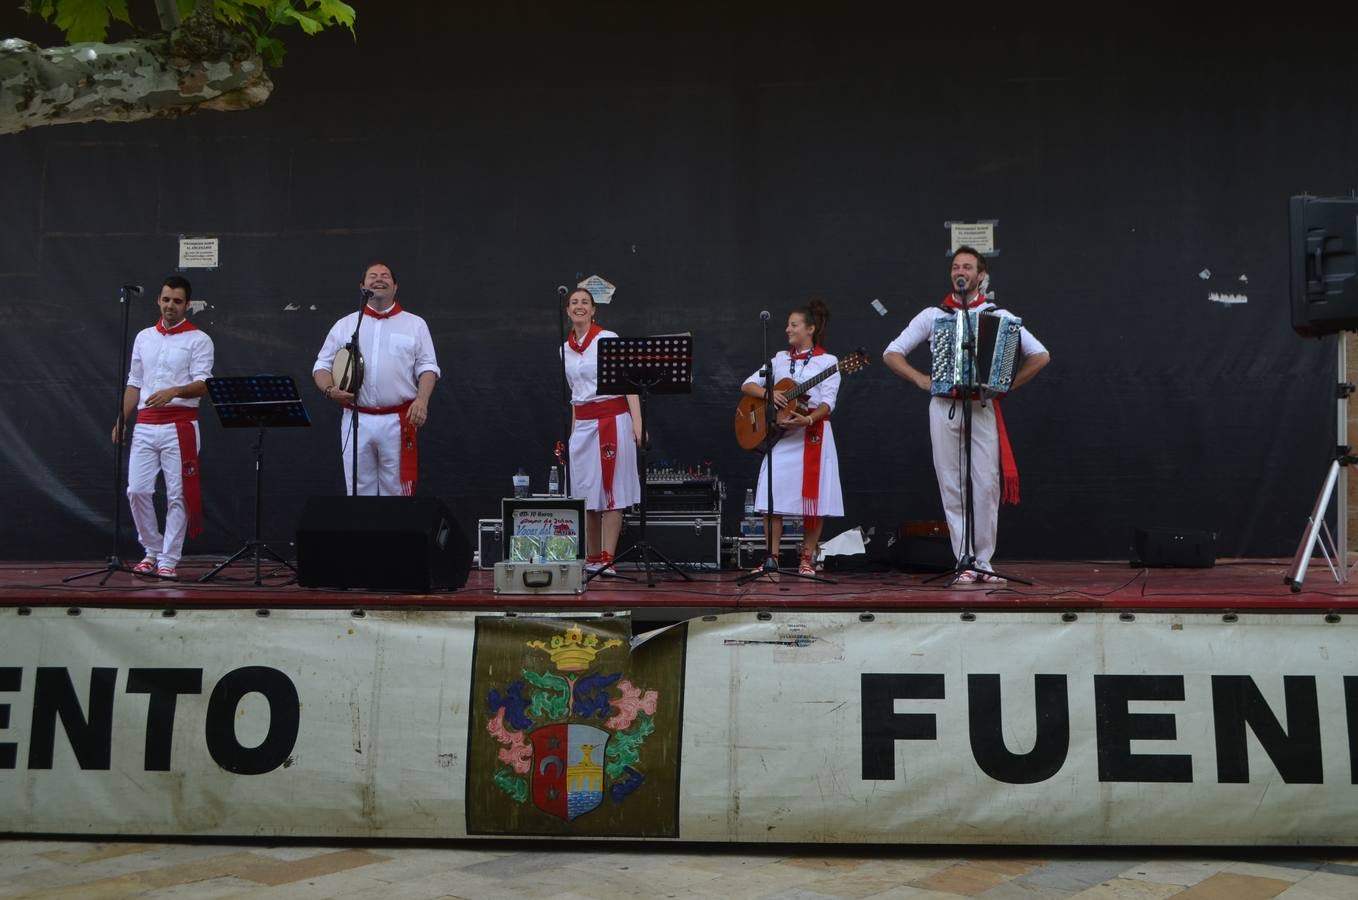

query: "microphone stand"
xmin=66 ymin=284 xmax=140 ymax=584
xmin=346 ymin=289 xmax=370 ymax=497
xmin=556 ymin=286 xmax=571 ymax=496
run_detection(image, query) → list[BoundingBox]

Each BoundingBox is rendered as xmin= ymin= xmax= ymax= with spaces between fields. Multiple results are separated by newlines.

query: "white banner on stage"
xmin=0 ymin=608 xmax=1353 ymax=844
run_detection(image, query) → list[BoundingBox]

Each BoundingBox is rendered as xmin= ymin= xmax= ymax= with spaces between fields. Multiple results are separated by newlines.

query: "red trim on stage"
xmin=1 ymin=560 xmax=1355 ymax=613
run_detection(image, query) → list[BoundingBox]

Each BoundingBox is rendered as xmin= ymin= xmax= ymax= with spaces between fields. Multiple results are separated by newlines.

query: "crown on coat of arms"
xmin=527 ymin=625 xmax=623 ymax=672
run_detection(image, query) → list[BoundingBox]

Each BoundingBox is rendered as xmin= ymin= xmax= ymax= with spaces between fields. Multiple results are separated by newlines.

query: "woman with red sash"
xmin=740 ymin=298 xmax=844 ymax=576
xmin=562 ymin=288 xmax=642 ymax=574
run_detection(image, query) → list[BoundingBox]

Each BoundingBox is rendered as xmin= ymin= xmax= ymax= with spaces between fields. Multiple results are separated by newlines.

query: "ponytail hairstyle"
xmin=792 ymin=297 xmax=830 ymax=347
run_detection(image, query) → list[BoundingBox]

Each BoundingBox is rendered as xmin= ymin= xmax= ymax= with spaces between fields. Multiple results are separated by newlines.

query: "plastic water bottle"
xmin=513 ymin=467 xmax=530 ymax=498
xmin=744 ymin=488 xmax=755 ymax=516
xmin=548 ymin=465 xmax=560 ymax=496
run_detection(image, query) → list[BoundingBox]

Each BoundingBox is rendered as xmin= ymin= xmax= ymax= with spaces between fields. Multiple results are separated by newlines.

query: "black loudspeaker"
xmin=1131 ymin=526 xmax=1217 ymax=569
xmin=297 ymin=496 xmax=472 ymax=592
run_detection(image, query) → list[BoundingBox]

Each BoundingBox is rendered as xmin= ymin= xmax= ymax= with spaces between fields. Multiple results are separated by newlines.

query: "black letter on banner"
xmin=126 ymin=668 xmax=203 ymax=772
xmin=1094 ymin=674 xmax=1191 ymax=782
xmin=28 ymin=667 xmax=117 ymax=770
xmin=0 ymin=668 xmax=20 ymax=769
xmin=205 ymin=667 xmax=299 ymax=775
xmin=968 ymin=674 xmax=1070 ymax=783
xmin=1347 ymin=677 xmax=1358 ymax=784
xmin=1212 ymin=676 xmax=1321 ymax=784
xmin=861 ymin=674 xmax=944 ymax=780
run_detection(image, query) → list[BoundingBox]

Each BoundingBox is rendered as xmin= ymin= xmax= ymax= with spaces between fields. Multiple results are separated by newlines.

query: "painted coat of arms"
xmin=465 ymin=616 xmax=685 ymax=836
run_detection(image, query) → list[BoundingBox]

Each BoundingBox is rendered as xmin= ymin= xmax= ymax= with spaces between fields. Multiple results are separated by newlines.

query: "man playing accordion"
xmin=883 ymin=246 xmax=1050 ymax=584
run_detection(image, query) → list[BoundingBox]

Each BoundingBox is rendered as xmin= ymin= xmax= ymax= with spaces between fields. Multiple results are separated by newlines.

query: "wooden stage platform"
xmin=3 ymin=558 xmax=1355 ymax=619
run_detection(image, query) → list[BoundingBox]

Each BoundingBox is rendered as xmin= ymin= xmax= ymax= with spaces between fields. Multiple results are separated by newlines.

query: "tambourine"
xmin=332 ymin=344 xmax=365 ymax=395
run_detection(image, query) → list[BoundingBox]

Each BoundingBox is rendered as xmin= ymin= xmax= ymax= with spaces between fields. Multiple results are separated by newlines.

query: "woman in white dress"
xmin=562 ymin=288 xmax=642 ymax=573
xmin=740 ymin=298 xmax=844 ymax=576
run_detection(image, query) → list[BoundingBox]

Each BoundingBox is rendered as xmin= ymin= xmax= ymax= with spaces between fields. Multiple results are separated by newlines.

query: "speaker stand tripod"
xmin=1286 ymin=332 xmax=1358 ymax=592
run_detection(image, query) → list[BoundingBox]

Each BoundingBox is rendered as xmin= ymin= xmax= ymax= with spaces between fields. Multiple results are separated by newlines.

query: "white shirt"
xmin=127 ymin=321 xmax=214 ymax=409
xmin=744 ymin=349 xmax=841 ymax=413
xmin=313 ymin=306 xmax=440 ymax=408
xmin=562 ymin=329 xmax=623 ymax=405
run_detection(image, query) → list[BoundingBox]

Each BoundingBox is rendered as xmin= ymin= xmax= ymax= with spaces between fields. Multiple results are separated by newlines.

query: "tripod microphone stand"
xmin=923 ymin=279 xmax=1029 ymax=587
xmin=66 ymin=284 xmax=144 ymax=585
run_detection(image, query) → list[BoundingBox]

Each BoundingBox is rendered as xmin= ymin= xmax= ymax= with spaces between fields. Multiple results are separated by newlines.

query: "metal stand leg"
xmin=1288 ymin=333 xmax=1358 ymax=593
xmin=1286 ymin=459 xmax=1347 ymax=592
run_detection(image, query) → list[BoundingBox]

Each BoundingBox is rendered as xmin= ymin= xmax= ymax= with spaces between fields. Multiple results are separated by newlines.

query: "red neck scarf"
xmin=363 ymin=301 xmax=403 ymax=320
xmin=155 ymin=318 xmax=198 ymax=336
xmin=940 ymin=291 xmax=990 ymax=311
xmin=568 ymin=323 xmax=603 ymax=354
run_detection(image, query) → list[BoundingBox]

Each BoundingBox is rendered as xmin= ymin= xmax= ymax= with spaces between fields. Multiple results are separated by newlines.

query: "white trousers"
xmin=126 ymin=421 xmax=199 ymax=568
xmin=929 ymin=396 xmax=999 ymax=570
xmin=339 ymin=410 xmax=404 ymax=496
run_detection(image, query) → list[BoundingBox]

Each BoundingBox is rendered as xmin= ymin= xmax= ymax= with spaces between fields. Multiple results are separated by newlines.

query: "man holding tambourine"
xmin=312 ymin=262 xmax=440 ymax=496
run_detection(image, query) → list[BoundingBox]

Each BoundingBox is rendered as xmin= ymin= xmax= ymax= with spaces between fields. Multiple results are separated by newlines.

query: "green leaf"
xmin=266 ymin=0 xmax=292 ymax=24
xmin=215 ymin=0 xmax=249 ymax=27
xmin=280 ymin=6 xmax=325 ymax=35
xmin=107 ymin=0 xmax=130 ymax=26
xmin=255 ymin=33 xmax=285 ymax=66
xmin=53 ymin=0 xmax=113 ymax=43
xmin=309 ymin=0 xmax=356 ymax=34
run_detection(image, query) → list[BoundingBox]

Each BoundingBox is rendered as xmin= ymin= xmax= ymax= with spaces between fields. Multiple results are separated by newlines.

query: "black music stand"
xmin=597 ymin=334 xmax=694 ymax=586
xmin=199 ymin=376 xmax=310 ymax=585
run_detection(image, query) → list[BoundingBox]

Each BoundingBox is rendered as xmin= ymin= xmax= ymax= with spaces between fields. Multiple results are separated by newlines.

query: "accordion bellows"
xmin=930 ymin=310 xmax=1023 ymax=398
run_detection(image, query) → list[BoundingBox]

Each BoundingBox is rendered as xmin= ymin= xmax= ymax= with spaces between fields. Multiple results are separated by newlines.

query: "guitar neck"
xmin=784 ymin=361 xmax=840 ymax=401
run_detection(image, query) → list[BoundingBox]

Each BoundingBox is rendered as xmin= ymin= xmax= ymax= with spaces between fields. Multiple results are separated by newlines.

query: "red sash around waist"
xmin=801 ymin=415 xmax=829 ymax=525
xmin=573 ymin=396 xmax=628 ymax=420
xmin=135 ymin=406 xmax=198 ymax=425
xmin=135 ymin=406 xmax=203 ymax=537
xmin=342 ymin=399 xmax=419 ymax=495
xmin=574 ymin=396 xmax=629 ymax=509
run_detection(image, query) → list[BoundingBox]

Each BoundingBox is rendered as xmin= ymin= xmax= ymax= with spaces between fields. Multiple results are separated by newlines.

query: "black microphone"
xmin=557 ymin=285 xmax=569 ymax=296
xmin=122 ymin=284 xmax=143 ymax=296
xmin=360 ymin=288 xmax=374 ymax=301
xmin=759 ymin=310 xmax=771 ymax=321
xmin=954 ymin=275 xmax=968 ymax=294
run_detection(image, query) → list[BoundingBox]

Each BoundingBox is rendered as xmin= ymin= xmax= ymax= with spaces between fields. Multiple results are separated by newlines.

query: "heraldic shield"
xmin=530 ymin=724 xmax=610 ymax=821
xmin=465 ymin=615 xmax=686 ymax=837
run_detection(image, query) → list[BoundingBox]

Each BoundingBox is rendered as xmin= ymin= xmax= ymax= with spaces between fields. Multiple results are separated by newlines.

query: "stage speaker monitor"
xmin=1290 ymin=193 xmax=1358 ymax=337
xmin=1131 ymin=526 xmax=1217 ymax=569
xmin=297 ymin=496 xmax=472 ymax=592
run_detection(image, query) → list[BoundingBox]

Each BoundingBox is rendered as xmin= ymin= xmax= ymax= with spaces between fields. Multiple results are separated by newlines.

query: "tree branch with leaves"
xmin=1 ymin=0 xmax=356 ymax=134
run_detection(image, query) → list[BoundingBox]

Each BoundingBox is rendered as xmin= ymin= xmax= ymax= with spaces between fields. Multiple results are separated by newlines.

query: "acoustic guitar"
xmin=733 ymin=349 xmax=870 ymax=450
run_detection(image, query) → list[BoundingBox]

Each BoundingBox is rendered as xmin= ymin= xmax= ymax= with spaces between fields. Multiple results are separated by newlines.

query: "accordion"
xmin=930 ymin=310 xmax=1023 ymax=398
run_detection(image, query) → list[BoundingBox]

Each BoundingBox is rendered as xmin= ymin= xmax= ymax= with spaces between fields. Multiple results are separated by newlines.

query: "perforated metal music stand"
xmin=597 ymin=335 xmax=694 ymax=585
xmin=199 ymin=376 xmax=310 ymax=585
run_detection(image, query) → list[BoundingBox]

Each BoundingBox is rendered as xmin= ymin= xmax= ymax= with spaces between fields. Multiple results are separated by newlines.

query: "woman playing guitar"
xmin=739 ymin=298 xmax=844 ymax=577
